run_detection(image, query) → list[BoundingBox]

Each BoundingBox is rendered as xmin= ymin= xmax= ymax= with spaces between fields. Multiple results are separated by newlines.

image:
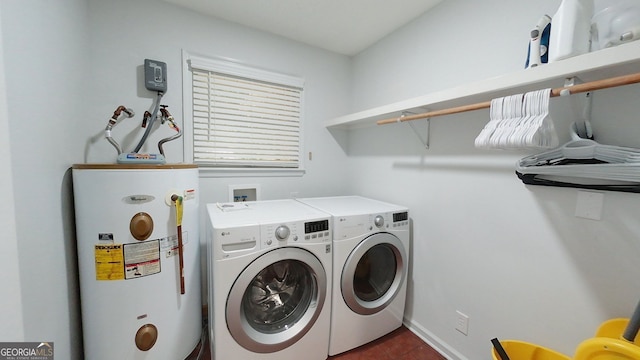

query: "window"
xmin=183 ymin=52 xmax=305 ymax=176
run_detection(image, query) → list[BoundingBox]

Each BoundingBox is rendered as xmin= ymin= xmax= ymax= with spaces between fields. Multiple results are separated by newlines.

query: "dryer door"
xmin=341 ymin=232 xmax=407 ymax=315
xmin=226 ymin=247 xmax=327 ymax=353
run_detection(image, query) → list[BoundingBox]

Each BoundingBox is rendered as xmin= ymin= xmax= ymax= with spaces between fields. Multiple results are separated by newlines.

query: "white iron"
xmin=527 ymin=14 xmax=552 ymax=68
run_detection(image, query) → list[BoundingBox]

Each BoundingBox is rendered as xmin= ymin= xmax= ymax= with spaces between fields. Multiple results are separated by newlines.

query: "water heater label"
xmin=160 ymin=232 xmax=189 ymax=257
xmin=98 ymin=233 xmax=114 ymax=241
xmin=122 ymin=194 xmax=156 ymax=205
xmin=94 ymin=245 xmax=125 ymax=281
xmin=184 ymin=189 xmax=196 ymax=201
xmin=123 ymin=240 xmax=161 ymax=280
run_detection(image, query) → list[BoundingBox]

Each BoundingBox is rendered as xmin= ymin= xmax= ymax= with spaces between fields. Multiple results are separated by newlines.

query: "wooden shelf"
xmin=326 ymin=41 xmax=640 ymax=129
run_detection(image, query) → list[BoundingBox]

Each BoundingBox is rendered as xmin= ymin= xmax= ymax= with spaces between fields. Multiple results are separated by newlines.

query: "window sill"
xmin=197 ymin=167 xmax=306 ymax=178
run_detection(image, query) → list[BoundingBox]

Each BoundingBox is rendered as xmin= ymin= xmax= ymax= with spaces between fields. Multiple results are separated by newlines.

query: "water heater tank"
xmin=72 ymin=164 xmax=202 ymax=359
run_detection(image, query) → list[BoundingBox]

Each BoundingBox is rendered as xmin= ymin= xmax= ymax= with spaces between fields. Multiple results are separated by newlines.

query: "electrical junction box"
xmin=144 ymin=59 xmax=167 ymax=92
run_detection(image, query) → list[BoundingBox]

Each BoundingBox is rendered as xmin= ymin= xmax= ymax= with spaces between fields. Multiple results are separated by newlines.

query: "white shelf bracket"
xmin=563 ymin=76 xmax=593 ymax=139
xmin=402 ymin=110 xmax=430 ymax=149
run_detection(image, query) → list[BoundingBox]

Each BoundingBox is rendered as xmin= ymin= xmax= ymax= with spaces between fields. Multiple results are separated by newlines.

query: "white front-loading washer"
xmin=206 ymin=199 xmax=332 ymax=360
xmin=297 ymin=196 xmax=410 ymax=356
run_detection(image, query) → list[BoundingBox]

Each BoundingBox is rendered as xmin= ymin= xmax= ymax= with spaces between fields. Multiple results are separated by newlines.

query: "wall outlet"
xmin=455 ymin=310 xmax=469 ymax=335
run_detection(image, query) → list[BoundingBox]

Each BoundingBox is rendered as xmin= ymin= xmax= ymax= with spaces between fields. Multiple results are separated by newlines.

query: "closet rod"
xmin=377 ymin=71 xmax=640 ymax=125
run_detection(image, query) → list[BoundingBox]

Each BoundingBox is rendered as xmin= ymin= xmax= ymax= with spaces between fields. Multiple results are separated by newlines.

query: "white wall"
xmin=0 ymin=7 xmax=24 ymax=341
xmin=1 ymin=1 xmax=88 ymax=358
xmin=1 ymin=0 xmax=351 ymax=358
xmin=348 ymin=0 xmax=640 ymax=359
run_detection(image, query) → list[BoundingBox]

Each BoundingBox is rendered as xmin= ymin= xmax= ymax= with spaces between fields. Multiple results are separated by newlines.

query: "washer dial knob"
xmin=374 ymin=215 xmax=385 ymax=228
xmin=275 ymin=225 xmax=290 ymax=240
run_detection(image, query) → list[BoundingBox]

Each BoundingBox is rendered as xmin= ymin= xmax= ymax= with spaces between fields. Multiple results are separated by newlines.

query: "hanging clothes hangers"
xmin=516 ymin=122 xmax=640 ymax=192
xmin=475 ymin=89 xmax=559 ymax=150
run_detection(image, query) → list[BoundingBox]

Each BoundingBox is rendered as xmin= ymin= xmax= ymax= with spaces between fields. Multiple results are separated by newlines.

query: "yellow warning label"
xmin=95 ymin=244 xmax=125 ymax=280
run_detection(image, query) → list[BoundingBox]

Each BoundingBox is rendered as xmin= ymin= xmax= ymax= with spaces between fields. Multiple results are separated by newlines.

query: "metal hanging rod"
xmin=377 ymin=71 xmax=640 ymax=126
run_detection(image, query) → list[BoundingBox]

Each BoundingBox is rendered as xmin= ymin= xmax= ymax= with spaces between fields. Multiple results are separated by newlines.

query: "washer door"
xmin=341 ymin=232 xmax=407 ymax=315
xmin=226 ymin=247 xmax=327 ymax=353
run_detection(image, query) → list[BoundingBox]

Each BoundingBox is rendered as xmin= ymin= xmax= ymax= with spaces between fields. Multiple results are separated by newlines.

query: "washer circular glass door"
xmin=226 ymin=247 xmax=327 ymax=353
xmin=342 ymin=232 xmax=407 ymax=315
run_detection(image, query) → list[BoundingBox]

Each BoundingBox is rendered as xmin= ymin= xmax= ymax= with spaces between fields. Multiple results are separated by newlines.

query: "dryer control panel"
xmin=392 ymin=211 xmax=410 ymax=229
xmin=333 ymin=211 xmax=409 ymax=240
xmin=371 ymin=211 xmax=409 ymax=231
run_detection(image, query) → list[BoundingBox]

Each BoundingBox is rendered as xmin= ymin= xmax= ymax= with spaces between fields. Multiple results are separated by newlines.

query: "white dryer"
xmin=297 ymin=196 xmax=410 ymax=356
xmin=206 ymin=199 xmax=332 ymax=360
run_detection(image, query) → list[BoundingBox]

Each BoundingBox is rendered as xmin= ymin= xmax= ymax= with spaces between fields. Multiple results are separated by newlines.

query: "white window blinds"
xmin=190 ymin=60 xmax=303 ymax=168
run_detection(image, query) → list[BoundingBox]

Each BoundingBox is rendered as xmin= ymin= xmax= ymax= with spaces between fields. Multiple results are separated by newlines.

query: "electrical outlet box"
xmin=144 ymin=59 xmax=167 ymax=92
xmin=455 ymin=311 xmax=469 ymax=335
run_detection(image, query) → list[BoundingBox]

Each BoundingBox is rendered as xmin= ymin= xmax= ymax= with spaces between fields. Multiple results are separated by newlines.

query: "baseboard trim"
xmin=403 ymin=318 xmax=469 ymax=360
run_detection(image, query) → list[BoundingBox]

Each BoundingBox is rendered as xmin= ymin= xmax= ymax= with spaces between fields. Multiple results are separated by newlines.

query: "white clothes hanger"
xmin=474 ymin=97 xmax=504 ymax=148
xmin=475 ymin=89 xmax=558 ymax=150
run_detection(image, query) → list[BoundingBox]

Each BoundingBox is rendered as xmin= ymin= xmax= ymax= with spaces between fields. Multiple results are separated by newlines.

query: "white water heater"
xmin=72 ymin=164 xmax=202 ymax=360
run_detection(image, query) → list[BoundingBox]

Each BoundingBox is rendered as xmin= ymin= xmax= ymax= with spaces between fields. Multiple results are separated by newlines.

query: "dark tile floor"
xmin=328 ymin=326 xmax=446 ymax=360
xmin=191 ymin=325 xmax=446 ymax=360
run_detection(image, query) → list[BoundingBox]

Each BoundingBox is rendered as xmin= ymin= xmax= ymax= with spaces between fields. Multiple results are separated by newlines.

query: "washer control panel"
xmin=275 ymin=225 xmax=290 ymax=240
xmin=262 ymin=218 xmax=331 ymax=247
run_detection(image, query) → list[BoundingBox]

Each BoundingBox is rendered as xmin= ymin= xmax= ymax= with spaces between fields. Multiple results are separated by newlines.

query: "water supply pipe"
xmin=104 ymin=105 xmax=135 ymax=155
xmin=157 ymin=106 xmax=182 ymax=156
xmin=132 ymin=91 xmax=164 ymax=153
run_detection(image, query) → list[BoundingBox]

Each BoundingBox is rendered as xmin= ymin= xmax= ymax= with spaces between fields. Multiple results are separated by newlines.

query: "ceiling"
xmin=163 ymin=0 xmax=443 ymax=56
